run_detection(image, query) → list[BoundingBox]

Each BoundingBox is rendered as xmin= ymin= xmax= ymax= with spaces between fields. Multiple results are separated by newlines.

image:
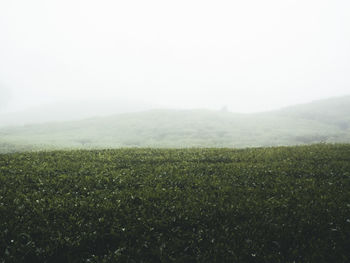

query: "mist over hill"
xmin=0 ymin=99 xmax=157 ymax=127
xmin=1 ymin=96 xmax=350 ymax=153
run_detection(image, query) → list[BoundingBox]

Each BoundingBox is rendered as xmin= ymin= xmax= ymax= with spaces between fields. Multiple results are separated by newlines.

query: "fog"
xmin=0 ymin=0 xmax=350 ymax=116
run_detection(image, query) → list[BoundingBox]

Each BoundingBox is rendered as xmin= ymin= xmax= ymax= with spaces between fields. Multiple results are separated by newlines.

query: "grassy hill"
xmin=274 ymin=95 xmax=350 ymax=130
xmin=1 ymin=96 xmax=350 ymax=152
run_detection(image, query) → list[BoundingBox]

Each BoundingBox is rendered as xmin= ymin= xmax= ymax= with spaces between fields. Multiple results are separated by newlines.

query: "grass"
xmin=1 ymin=144 xmax=350 ymax=262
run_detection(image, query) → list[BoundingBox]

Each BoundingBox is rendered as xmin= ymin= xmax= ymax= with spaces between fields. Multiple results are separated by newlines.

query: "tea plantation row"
xmin=1 ymin=144 xmax=350 ymax=262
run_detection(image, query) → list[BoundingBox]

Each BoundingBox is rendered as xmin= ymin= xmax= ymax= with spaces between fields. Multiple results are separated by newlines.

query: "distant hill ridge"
xmin=0 ymin=99 xmax=157 ymax=127
xmin=0 ymin=95 xmax=350 ymax=152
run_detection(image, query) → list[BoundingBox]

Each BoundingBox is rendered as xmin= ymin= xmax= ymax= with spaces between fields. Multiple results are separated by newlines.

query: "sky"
xmin=0 ymin=0 xmax=349 ymax=113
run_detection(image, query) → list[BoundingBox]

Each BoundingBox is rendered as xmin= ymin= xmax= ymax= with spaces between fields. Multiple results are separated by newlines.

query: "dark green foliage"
xmin=1 ymin=144 xmax=350 ymax=262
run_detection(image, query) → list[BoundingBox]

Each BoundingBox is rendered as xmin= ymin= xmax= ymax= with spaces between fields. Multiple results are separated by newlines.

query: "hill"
xmin=1 ymin=96 xmax=350 ymax=152
xmin=274 ymin=95 xmax=350 ymax=130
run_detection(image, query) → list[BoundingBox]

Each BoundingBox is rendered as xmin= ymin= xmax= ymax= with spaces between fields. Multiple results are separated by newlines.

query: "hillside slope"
xmin=274 ymin=95 xmax=350 ymax=129
xmin=1 ymin=96 xmax=350 ymax=151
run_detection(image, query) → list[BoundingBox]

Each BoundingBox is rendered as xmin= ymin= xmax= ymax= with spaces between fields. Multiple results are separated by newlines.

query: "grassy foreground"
xmin=1 ymin=144 xmax=350 ymax=262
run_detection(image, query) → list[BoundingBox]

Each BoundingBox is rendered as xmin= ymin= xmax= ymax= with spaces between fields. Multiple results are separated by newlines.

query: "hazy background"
xmin=0 ymin=0 xmax=349 ymax=115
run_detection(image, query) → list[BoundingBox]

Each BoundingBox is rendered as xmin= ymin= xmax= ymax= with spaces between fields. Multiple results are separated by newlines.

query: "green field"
xmin=1 ymin=144 xmax=350 ymax=262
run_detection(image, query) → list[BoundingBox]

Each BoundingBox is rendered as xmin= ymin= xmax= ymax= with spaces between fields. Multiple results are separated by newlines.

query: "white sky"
xmin=0 ymin=0 xmax=349 ymax=113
